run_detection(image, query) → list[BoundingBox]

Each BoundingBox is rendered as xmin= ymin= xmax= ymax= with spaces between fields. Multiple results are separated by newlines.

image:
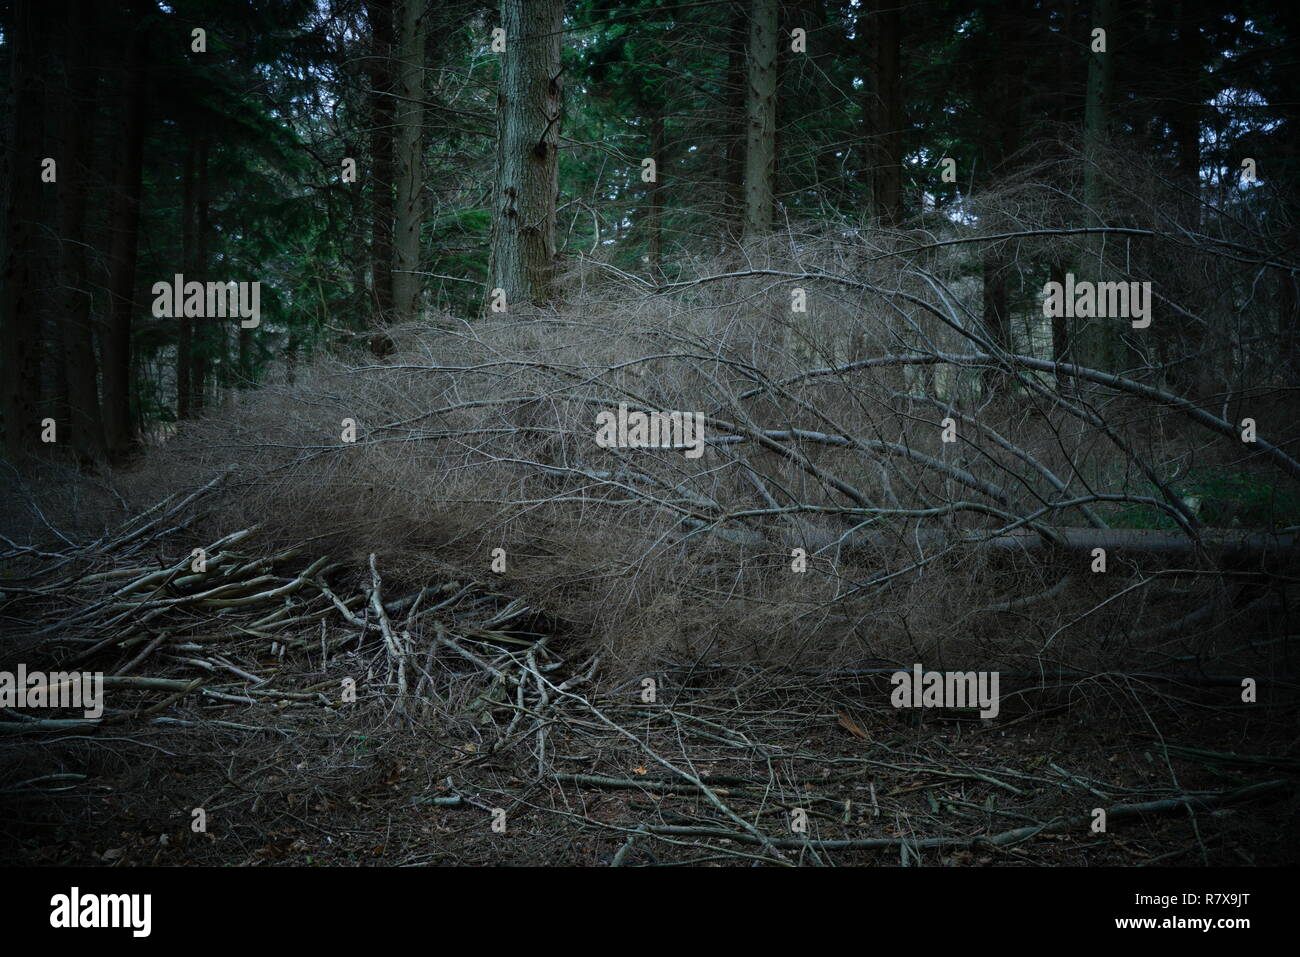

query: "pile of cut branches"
xmin=0 ymin=476 xmax=575 ymax=738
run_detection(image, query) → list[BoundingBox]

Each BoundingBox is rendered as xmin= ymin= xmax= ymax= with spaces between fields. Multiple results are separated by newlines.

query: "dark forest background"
xmin=3 ymin=0 xmax=1299 ymax=465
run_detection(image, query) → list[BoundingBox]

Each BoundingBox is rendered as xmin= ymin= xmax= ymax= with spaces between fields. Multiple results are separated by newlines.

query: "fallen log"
xmin=685 ymin=520 xmax=1300 ymax=565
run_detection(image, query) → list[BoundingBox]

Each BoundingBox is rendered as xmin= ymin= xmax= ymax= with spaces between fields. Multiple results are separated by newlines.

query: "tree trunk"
xmin=720 ymin=26 xmax=746 ymax=244
xmin=1076 ymin=0 xmax=1120 ymax=372
xmin=982 ymin=250 xmax=1011 ymax=360
xmin=367 ymin=0 xmax=396 ymax=325
xmin=743 ymin=0 xmax=778 ymax=239
xmin=1172 ymin=6 xmax=1201 ymax=229
xmin=710 ymin=523 xmax=1300 ymax=568
xmin=981 ymin=0 xmax=1026 ymax=384
xmin=392 ymin=0 xmax=427 ymax=324
xmin=0 ymin=0 xmax=52 ymax=462
xmin=646 ymin=111 xmax=664 ymax=275
xmin=39 ymin=86 xmax=64 ymax=444
xmin=1051 ymin=0 xmax=1078 ymax=364
xmin=102 ymin=0 xmax=149 ymax=462
xmin=349 ymin=136 xmax=370 ymax=327
xmin=178 ymin=139 xmax=196 ymax=418
xmin=854 ymin=4 xmax=874 ymax=219
xmin=57 ymin=2 xmax=107 ymax=464
xmin=488 ymin=0 xmax=563 ymax=307
xmin=1050 ymin=258 xmax=1070 ymax=362
xmin=871 ymin=0 xmax=902 ymax=226
xmin=192 ymin=136 xmax=211 ymax=413
xmin=1165 ymin=1 xmax=1204 ymax=391
xmin=237 ymin=324 xmax=252 ymax=387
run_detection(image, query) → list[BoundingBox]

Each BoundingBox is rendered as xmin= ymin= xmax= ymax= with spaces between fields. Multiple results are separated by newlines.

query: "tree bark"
xmin=237 ymin=320 xmax=252 ymax=387
xmin=1165 ymin=0 xmax=1205 ymax=391
xmin=0 ymin=0 xmax=51 ymax=462
xmin=854 ymin=3 xmax=874 ymax=219
xmin=191 ymin=136 xmax=211 ymax=413
xmin=1076 ymin=0 xmax=1120 ymax=371
xmin=980 ymin=0 xmax=1026 ymax=384
xmin=646 ymin=111 xmax=664 ymax=275
xmin=982 ymin=250 xmax=1011 ymax=359
xmin=1051 ymin=0 xmax=1078 ymax=363
xmin=57 ymin=2 xmax=107 ymax=463
xmin=724 ymin=25 xmax=746 ymax=240
xmin=487 ymin=0 xmax=563 ymax=307
xmin=178 ymin=139 xmax=196 ymax=418
xmin=743 ymin=0 xmax=778 ymax=239
xmin=367 ymin=0 xmax=396 ymax=325
xmin=870 ymin=0 xmax=902 ymax=226
xmin=102 ymin=0 xmax=149 ymax=462
xmin=392 ymin=0 xmax=427 ymax=323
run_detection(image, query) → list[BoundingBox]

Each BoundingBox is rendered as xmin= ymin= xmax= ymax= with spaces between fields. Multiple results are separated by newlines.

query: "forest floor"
xmin=2 ymin=465 xmax=1297 ymax=867
xmin=3 ymin=615 xmax=1295 ymax=867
